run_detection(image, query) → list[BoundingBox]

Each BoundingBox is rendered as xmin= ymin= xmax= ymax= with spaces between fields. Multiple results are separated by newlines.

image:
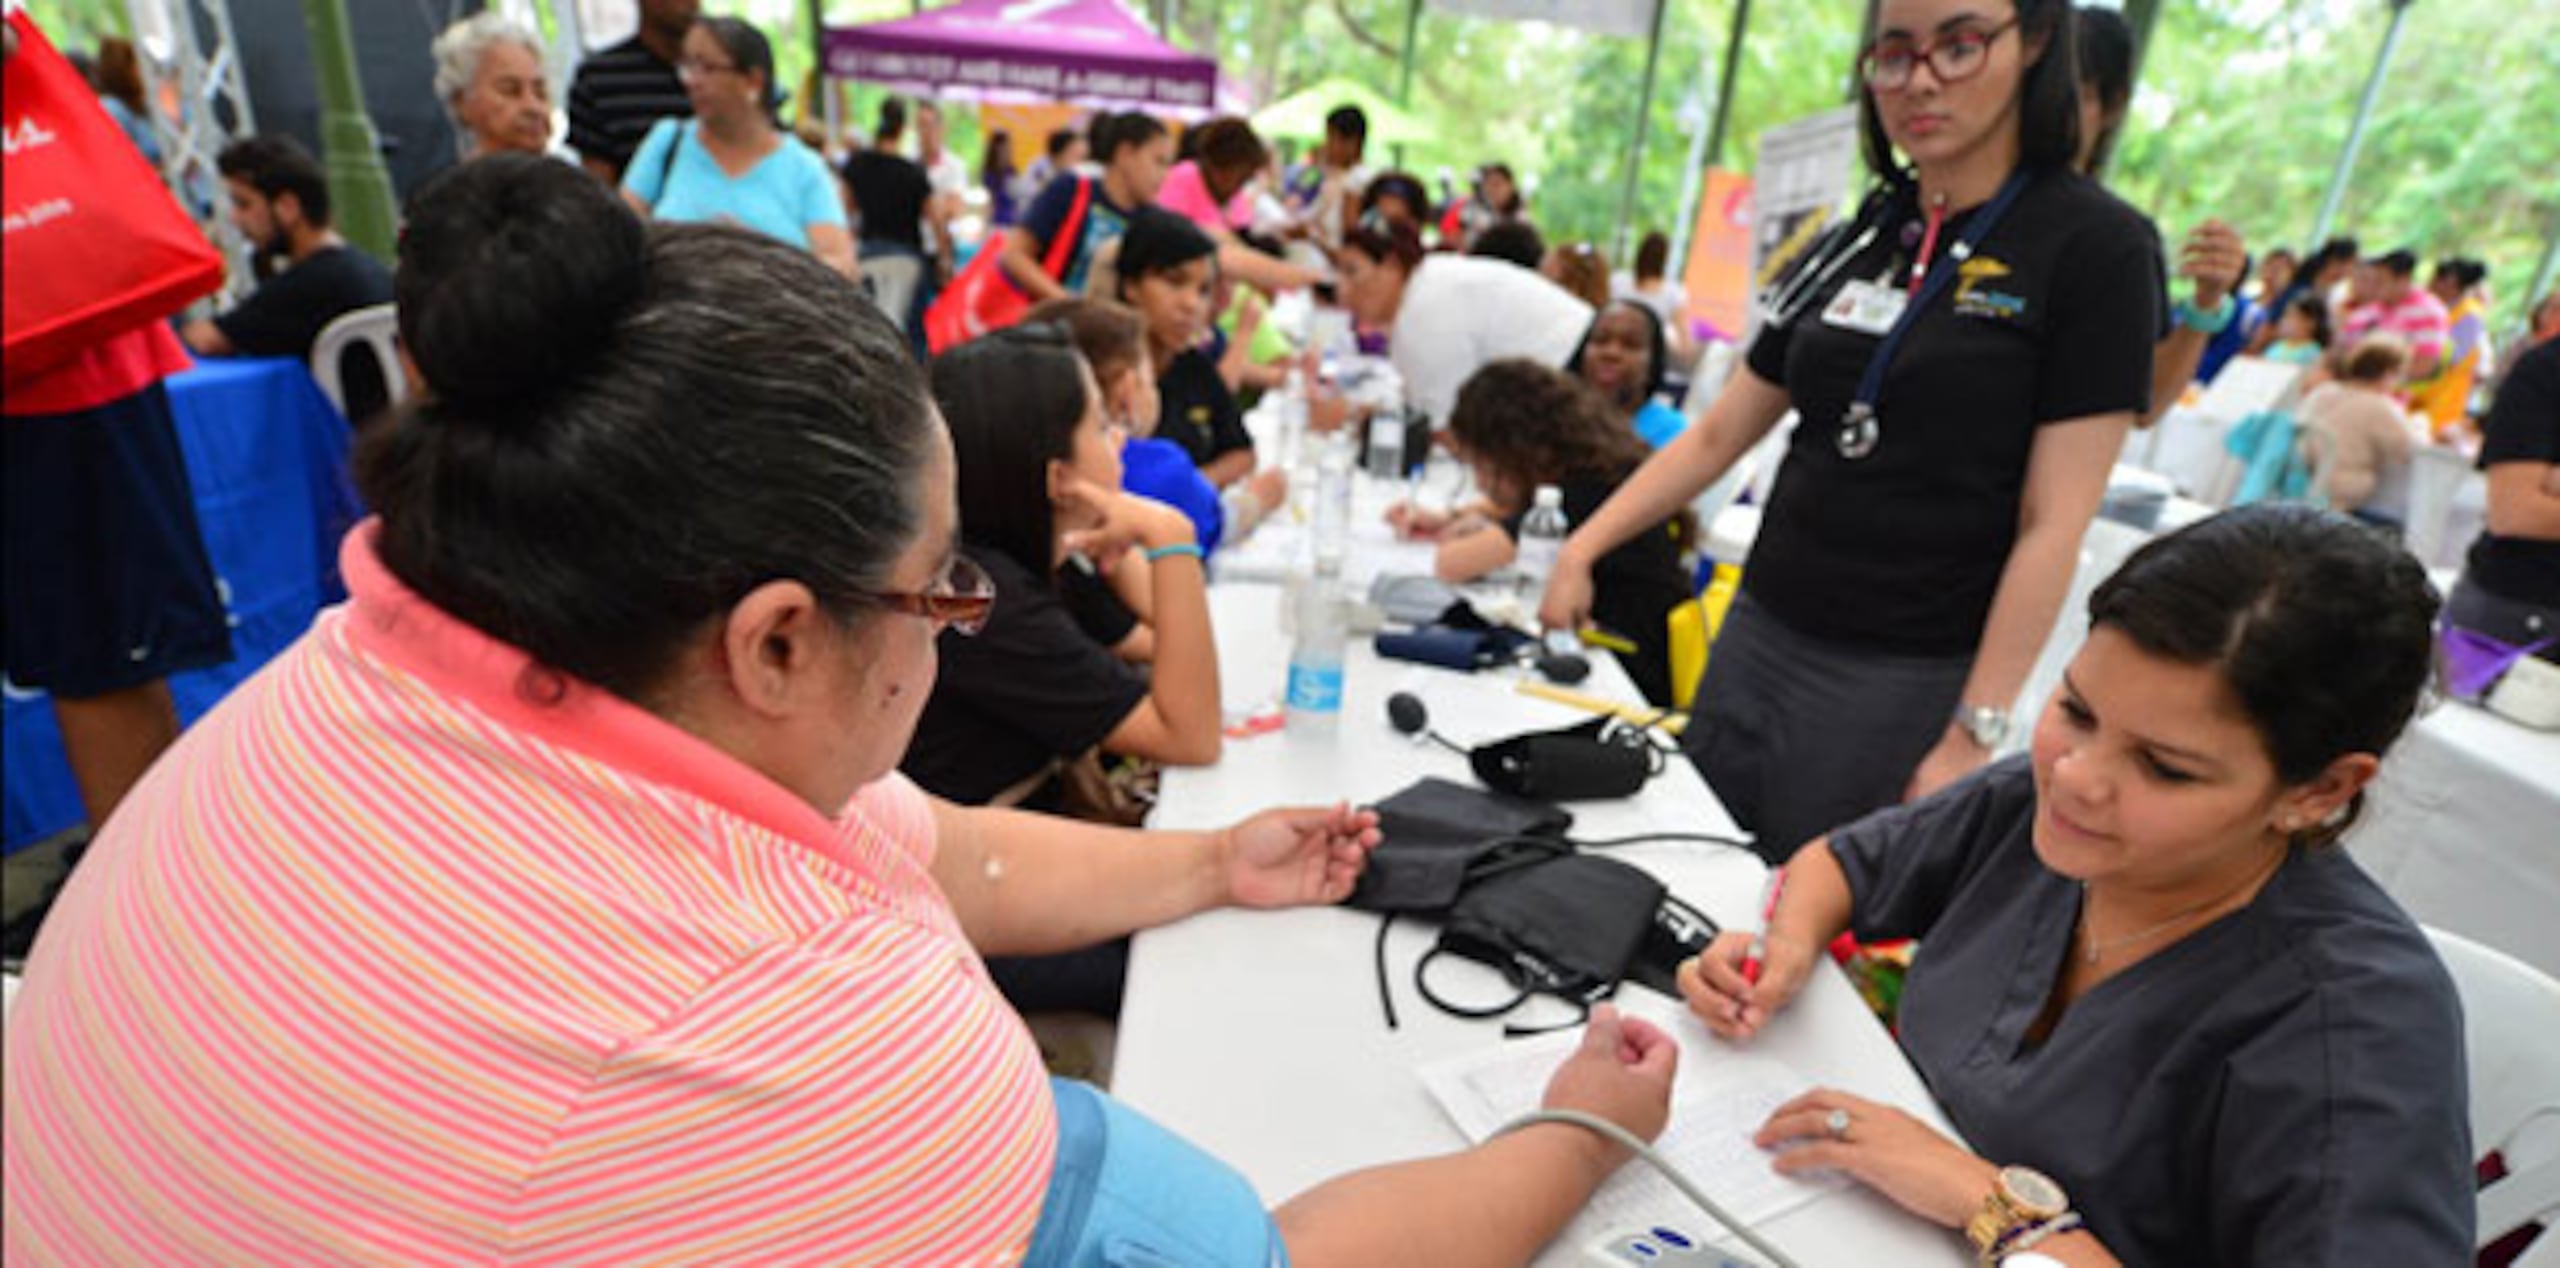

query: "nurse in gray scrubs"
xmin=1678 ymin=505 xmax=2473 ymax=1266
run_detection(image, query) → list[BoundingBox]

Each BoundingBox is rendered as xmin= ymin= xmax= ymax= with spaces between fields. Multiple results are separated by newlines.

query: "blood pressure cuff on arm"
xmin=1024 ymin=1077 xmax=1290 ymax=1268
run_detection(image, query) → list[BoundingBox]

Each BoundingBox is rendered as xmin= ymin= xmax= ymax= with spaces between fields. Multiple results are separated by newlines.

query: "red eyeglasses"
xmin=853 ymin=552 xmax=996 ymax=636
xmin=1860 ymin=17 xmax=2019 ymax=91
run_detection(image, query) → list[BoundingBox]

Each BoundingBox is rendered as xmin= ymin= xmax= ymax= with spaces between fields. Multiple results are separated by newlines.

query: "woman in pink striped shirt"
xmin=5 ymin=153 xmax=1677 ymax=1265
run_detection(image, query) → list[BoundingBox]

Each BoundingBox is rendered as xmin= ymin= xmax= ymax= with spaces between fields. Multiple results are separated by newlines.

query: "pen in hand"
xmin=1739 ymin=866 xmax=1787 ymax=986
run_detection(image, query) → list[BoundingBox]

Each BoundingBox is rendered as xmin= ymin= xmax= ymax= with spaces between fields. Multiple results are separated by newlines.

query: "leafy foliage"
xmin=29 ymin=0 xmax=2550 ymax=330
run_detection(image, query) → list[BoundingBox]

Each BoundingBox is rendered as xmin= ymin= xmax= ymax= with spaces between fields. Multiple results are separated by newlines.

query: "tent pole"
xmin=807 ymin=0 xmax=833 ymax=150
xmin=1671 ymin=0 xmax=1747 ymax=277
xmin=1612 ymin=0 xmax=1669 ymax=261
xmin=299 ymin=0 xmax=398 ymax=260
xmin=1702 ymin=0 xmax=1748 ymax=173
xmin=1392 ymin=0 xmax=1421 ymax=168
xmin=2312 ymin=0 xmax=2414 ymax=245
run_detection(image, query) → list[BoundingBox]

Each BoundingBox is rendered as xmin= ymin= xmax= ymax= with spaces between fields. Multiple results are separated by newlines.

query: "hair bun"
xmin=395 ymin=153 xmax=648 ymax=419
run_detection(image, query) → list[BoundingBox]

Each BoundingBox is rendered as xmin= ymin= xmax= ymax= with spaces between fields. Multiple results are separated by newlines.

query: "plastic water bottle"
xmin=1364 ymin=406 xmax=1408 ymax=480
xmin=1283 ymin=368 xmax=1316 ymax=524
xmin=1314 ymin=431 xmax=1355 ymax=566
xmin=1514 ymin=484 xmax=1570 ymax=614
xmin=1286 ymin=557 xmax=1348 ymax=737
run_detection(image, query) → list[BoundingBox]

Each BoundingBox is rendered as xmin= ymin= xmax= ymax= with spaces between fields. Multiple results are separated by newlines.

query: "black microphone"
xmin=1385 ymin=692 xmax=1469 ymax=754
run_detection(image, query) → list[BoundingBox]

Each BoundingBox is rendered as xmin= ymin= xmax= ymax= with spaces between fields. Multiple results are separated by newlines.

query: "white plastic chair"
xmin=2402 ymin=446 xmax=2481 ymax=570
xmin=2426 ymin=928 xmax=2560 ymax=1258
xmin=308 ymin=303 xmax=404 ymax=420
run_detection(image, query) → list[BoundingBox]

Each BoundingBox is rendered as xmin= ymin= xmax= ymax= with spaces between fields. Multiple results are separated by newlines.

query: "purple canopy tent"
xmin=824 ymin=0 xmax=1231 ymax=119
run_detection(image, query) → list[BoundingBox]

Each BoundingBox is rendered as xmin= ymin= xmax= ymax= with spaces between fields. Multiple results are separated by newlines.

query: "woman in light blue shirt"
xmin=621 ymin=17 xmax=852 ymax=277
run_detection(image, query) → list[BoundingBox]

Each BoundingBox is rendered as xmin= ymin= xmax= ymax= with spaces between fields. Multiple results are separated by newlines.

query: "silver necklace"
xmin=2075 ymin=859 xmax=2276 ymax=966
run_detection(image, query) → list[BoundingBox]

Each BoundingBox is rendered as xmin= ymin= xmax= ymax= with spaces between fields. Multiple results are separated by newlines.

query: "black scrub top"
xmin=1828 ymin=758 xmax=2474 ymax=1266
xmin=2465 ymin=337 xmax=2560 ymax=607
xmin=1154 ymin=347 xmax=1254 ymax=470
xmin=1744 ymin=170 xmax=2163 ymax=656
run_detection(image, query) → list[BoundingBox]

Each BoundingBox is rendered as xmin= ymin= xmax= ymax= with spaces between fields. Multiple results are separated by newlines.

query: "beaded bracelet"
xmin=1144 ymin=542 xmax=1205 ymax=563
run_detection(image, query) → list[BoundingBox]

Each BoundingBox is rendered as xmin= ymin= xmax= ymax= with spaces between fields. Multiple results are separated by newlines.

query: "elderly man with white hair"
xmin=431 ymin=12 xmax=552 ymax=159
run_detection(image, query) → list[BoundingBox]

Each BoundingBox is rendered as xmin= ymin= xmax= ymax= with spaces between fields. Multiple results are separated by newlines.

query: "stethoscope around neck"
xmin=1755 ymin=171 xmax=2034 ymax=461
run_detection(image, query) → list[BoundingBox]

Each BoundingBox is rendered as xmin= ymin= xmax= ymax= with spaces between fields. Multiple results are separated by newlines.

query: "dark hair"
xmin=2374 ymin=248 xmax=2419 ymax=278
xmin=982 ymin=128 xmax=1014 ymax=184
xmin=698 ymin=16 xmax=781 ymax=122
xmin=1567 ymin=300 xmax=1670 ymax=407
xmin=359 ymin=154 xmax=935 ymax=701
xmin=2086 ymin=504 xmax=2439 ymax=845
xmin=1545 ymin=241 xmax=1611 ymax=309
xmin=1470 ymin=219 xmax=1547 ymax=270
xmin=2434 ymin=257 xmax=2488 ymax=291
xmin=217 ymin=134 xmax=332 ymax=226
xmin=1478 ymin=162 xmax=1522 ymax=214
xmin=1113 ymin=205 xmax=1218 ymax=295
xmin=1046 ymin=126 xmax=1080 ymax=159
xmin=1859 ymin=0 xmax=2081 ymax=184
xmin=876 ymin=96 xmax=908 ymax=140
xmin=1027 ymin=297 xmax=1147 ymax=392
xmin=2302 ymin=236 xmax=2360 ymax=283
xmin=1091 ymin=110 xmax=1169 ymax=164
xmin=2073 ymin=4 xmax=2133 ymax=173
xmin=2282 ymin=293 xmax=2333 ymax=348
xmin=1449 ymin=361 xmax=1666 ymax=524
xmin=96 ymin=36 xmax=147 ymax=116
xmin=2339 ymin=335 xmax=2410 ymax=383
xmin=1189 ymin=116 xmax=1270 ymax=185
xmin=1634 ymin=230 xmax=1671 ymax=282
xmin=1362 ymin=170 xmax=1432 ymax=223
xmin=1325 ymin=104 xmax=1368 ymax=144
xmin=930 ymin=324 xmax=1094 ymax=582
xmin=1344 ymin=219 xmax=1426 ymax=275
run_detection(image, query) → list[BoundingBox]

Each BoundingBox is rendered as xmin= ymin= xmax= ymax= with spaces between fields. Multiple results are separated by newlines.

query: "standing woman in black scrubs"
xmin=1542 ymin=0 xmax=2162 ymax=861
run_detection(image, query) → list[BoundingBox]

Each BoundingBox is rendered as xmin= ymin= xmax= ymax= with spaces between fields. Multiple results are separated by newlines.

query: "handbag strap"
xmin=1041 ymin=176 xmax=1095 ymax=281
xmin=651 ymin=120 xmax=688 ymax=209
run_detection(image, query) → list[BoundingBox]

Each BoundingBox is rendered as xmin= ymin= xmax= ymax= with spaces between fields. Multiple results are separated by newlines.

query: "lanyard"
xmin=1837 ymin=170 xmax=2034 ymax=461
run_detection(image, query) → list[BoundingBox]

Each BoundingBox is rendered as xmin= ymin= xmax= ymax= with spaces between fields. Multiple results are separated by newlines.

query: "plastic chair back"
xmin=309 ymin=303 xmax=404 ymax=421
xmin=2427 ymin=927 xmax=2560 ymax=1253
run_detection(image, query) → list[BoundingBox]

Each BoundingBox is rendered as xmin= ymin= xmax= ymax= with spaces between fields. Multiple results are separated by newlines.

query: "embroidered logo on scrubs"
xmin=1953 ymin=256 xmax=2027 ymax=321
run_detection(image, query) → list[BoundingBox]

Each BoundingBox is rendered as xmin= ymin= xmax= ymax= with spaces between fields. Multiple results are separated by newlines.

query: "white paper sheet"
xmin=1416 ymin=995 xmax=1844 ymax=1251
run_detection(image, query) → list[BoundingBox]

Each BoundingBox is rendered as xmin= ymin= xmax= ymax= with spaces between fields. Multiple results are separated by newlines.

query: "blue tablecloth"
xmin=3 ymin=358 xmax=362 ymax=852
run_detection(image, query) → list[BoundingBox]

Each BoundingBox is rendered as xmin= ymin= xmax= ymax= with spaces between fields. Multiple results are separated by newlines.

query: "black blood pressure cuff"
xmin=1469 ymin=714 xmax=1659 ymax=801
xmin=1417 ymin=852 xmax=1666 ymax=1031
xmin=1347 ymin=777 xmax=1573 ymax=914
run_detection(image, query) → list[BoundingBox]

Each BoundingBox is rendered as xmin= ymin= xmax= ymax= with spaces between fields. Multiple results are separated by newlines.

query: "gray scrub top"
xmin=1829 ymin=757 xmax=2474 ymax=1266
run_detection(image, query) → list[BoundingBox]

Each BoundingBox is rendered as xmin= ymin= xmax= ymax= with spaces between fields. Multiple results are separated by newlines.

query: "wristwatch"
xmin=1953 ymin=704 xmax=2010 ymax=751
xmin=2173 ymin=292 xmax=2237 ymax=334
xmin=1966 ymin=1165 xmax=2070 ymax=1263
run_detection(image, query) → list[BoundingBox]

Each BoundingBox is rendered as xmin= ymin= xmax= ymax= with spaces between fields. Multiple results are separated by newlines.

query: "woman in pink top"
xmin=2296 ymin=335 xmax=2423 ymax=519
xmin=1159 ymin=116 xmax=1325 ymax=298
xmin=4 ymin=153 xmax=1678 ymax=1265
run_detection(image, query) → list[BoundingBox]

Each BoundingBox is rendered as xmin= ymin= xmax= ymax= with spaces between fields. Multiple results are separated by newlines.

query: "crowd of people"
xmin=8 ymin=0 xmax=2555 ymax=1262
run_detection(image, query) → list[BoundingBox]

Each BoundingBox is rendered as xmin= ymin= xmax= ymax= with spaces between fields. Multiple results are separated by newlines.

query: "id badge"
xmin=1821 ymin=279 xmax=1907 ymax=335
